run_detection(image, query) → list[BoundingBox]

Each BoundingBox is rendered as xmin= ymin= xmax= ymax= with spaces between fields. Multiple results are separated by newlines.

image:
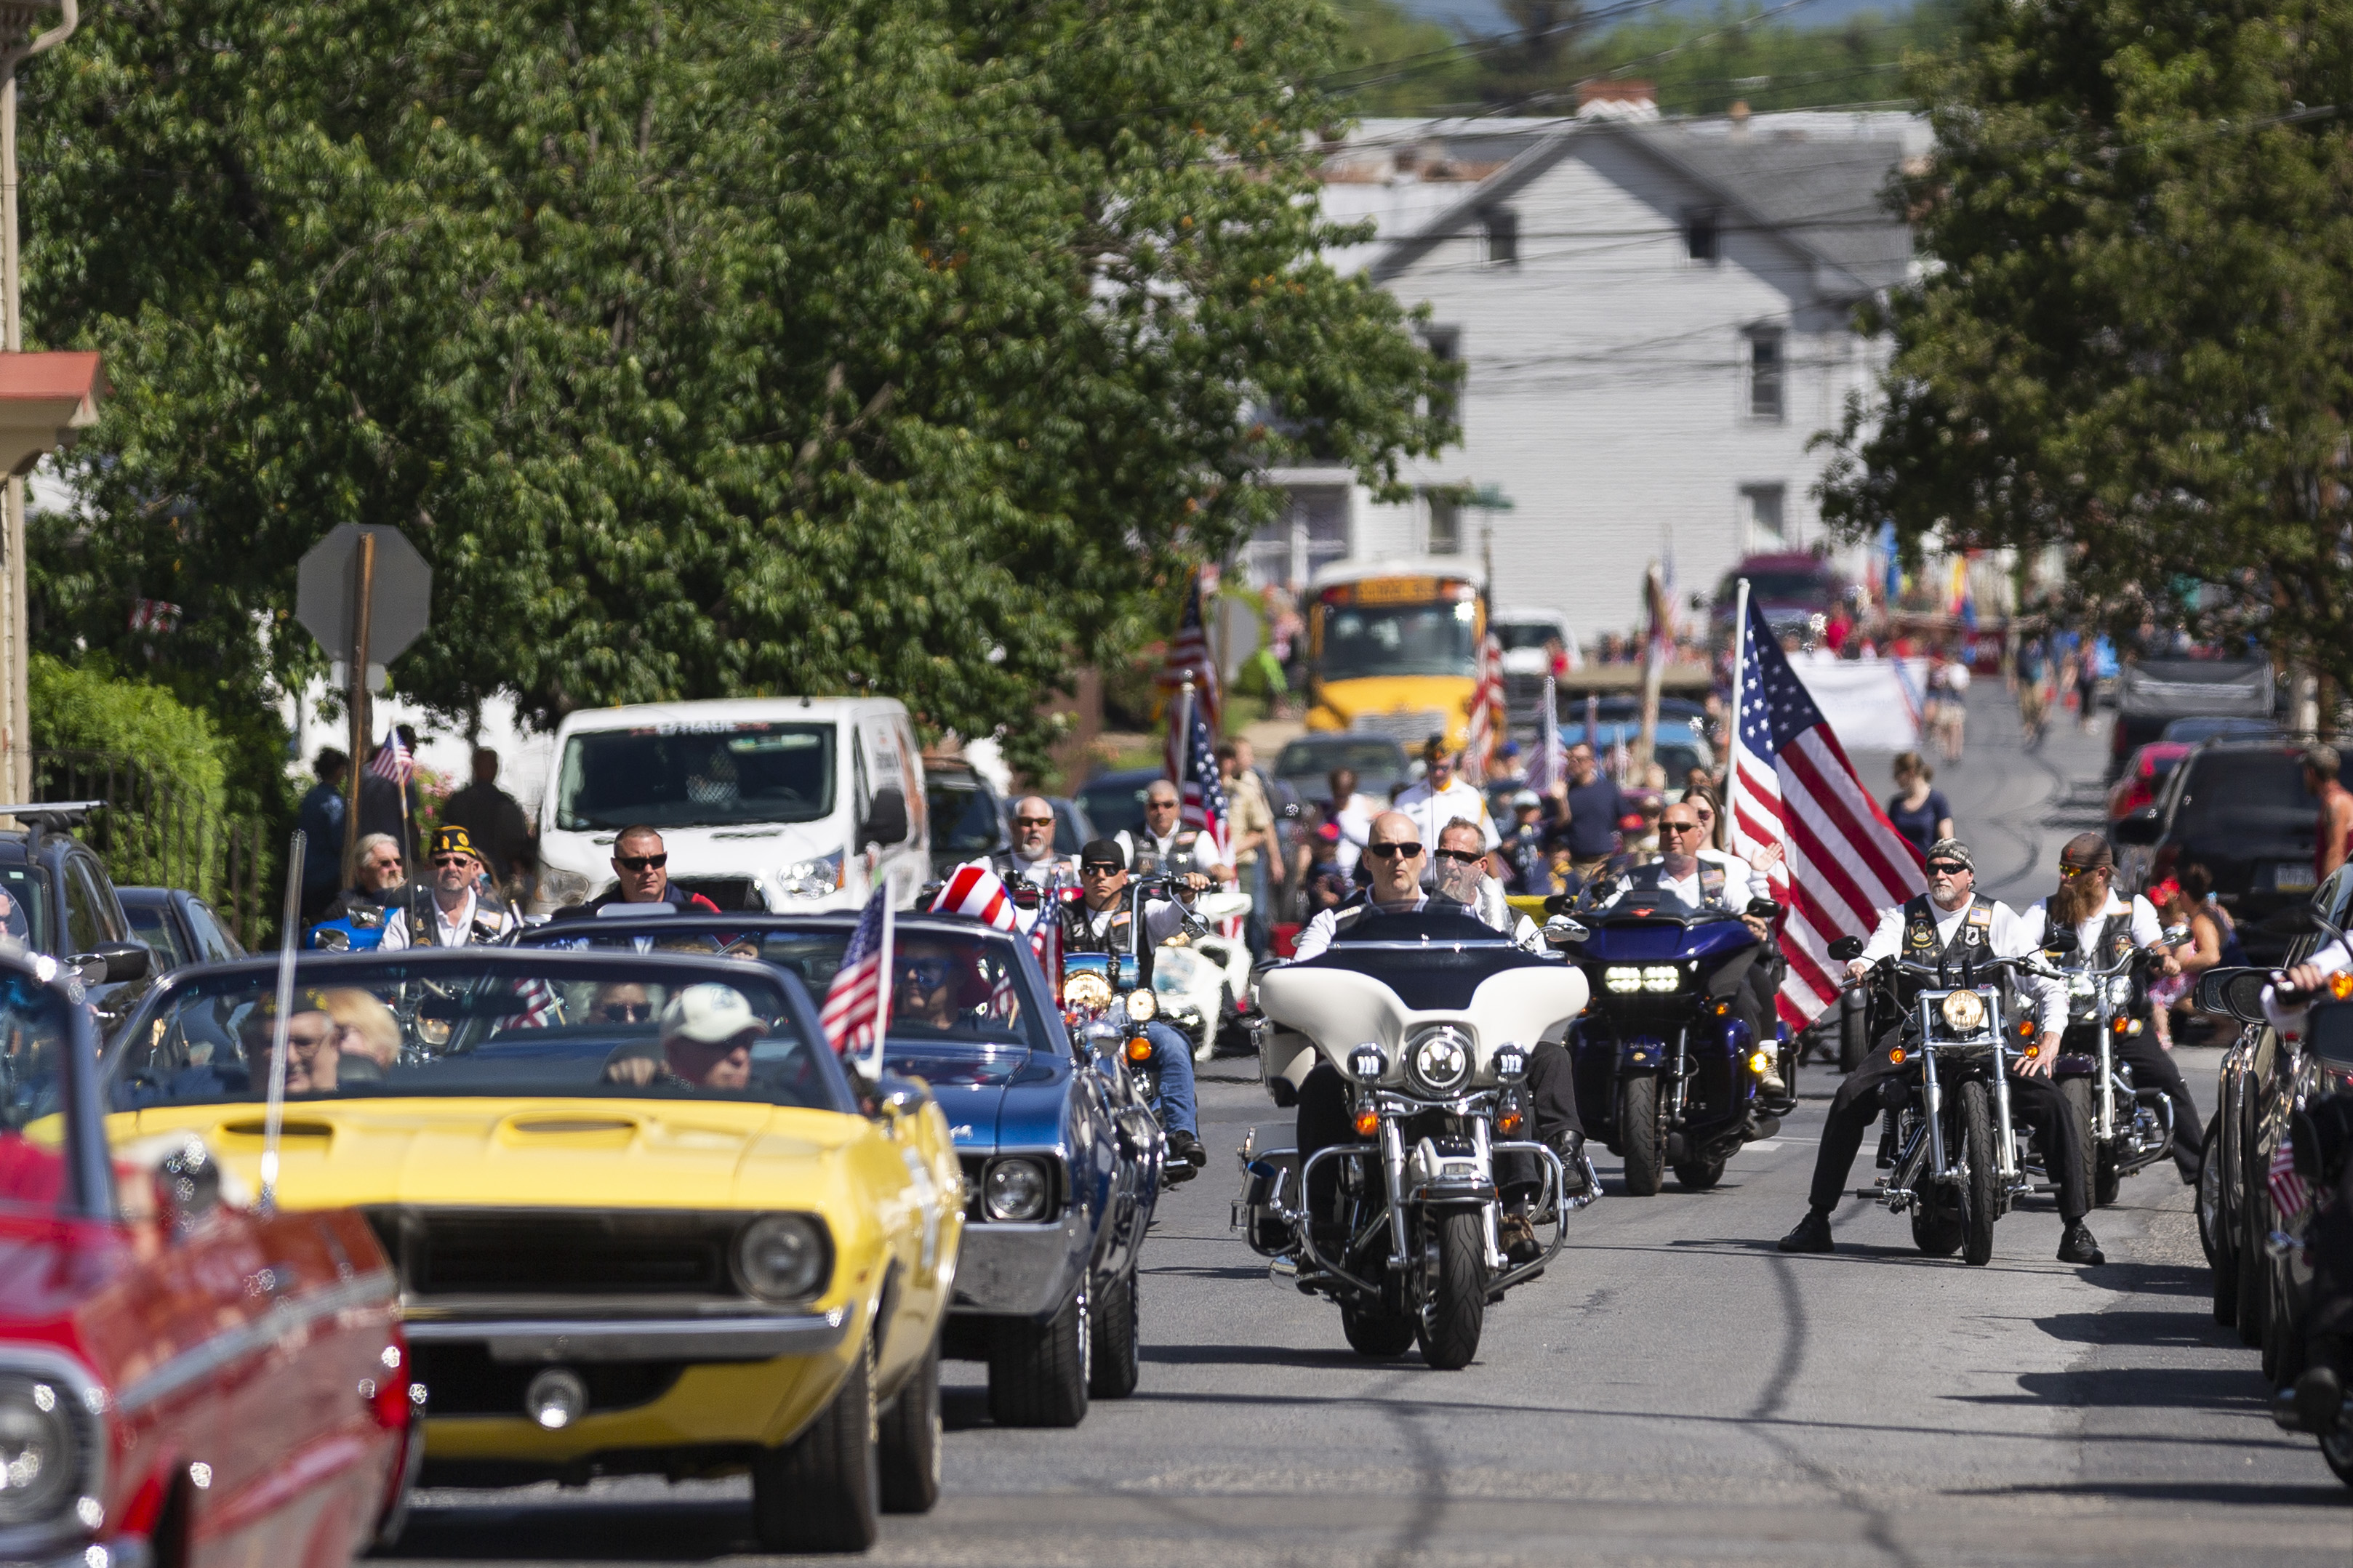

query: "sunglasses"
xmin=1926 ymin=861 xmax=1968 ymax=876
xmin=430 ymin=853 xmax=473 ymax=869
xmin=1432 ymin=848 xmax=1483 ymax=865
xmin=1659 ymin=821 xmax=1701 ymax=835
xmin=1081 ymin=863 xmax=1122 ymax=876
xmin=1014 ymin=816 xmax=1055 ymax=829
xmin=899 ymin=959 xmax=954 ymax=989
xmin=600 ymin=1001 xmax=653 ymax=1023
xmin=1366 ymin=842 xmax=1422 ymax=859
xmin=2057 ymin=864 xmax=2105 ymax=878
xmin=617 ymin=853 xmax=668 ymax=872
xmin=1145 ymin=799 xmax=1179 ymax=811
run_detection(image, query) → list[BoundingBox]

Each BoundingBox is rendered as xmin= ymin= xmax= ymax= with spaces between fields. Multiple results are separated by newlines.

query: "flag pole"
xmin=1723 ymin=576 xmax=1751 ymax=858
xmin=864 ymin=863 xmax=901 ymax=1082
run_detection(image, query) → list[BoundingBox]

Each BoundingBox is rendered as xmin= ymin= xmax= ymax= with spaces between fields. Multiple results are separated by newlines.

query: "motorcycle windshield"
xmin=1299 ymin=905 xmax=1553 ymax=1010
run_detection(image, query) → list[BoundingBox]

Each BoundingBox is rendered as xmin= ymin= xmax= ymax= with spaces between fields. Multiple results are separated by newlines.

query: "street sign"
xmin=295 ymin=524 xmax=431 ymax=662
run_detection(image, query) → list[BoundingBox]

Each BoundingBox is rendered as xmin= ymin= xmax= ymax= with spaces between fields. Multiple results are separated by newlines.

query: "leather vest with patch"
xmin=1901 ymin=893 xmax=1995 ymax=966
xmin=1059 ymin=888 xmax=1151 ymax=989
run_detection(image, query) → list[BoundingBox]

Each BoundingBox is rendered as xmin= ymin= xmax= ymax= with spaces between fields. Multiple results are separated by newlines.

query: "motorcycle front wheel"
xmin=2060 ymin=1077 xmax=2104 ymax=1208
xmin=1959 ymin=1079 xmax=1998 ymax=1266
xmin=1621 ymin=1074 xmax=1665 ymax=1197
xmin=1673 ymin=1157 xmax=1726 ymax=1191
xmin=1415 ymin=1210 xmax=1486 ymax=1371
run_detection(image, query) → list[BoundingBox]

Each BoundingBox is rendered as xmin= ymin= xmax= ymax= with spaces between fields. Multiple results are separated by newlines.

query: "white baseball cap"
xmin=660 ymin=984 xmax=767 ymax=1045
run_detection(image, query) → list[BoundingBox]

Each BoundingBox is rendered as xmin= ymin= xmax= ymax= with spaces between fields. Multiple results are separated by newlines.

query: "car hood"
xmin=883 ymin=1045 xmax=1069 ymax=1151
xmin=103 ymin=1098 xmax=872 ymax=1212
xmin=0 ymin=1213 xmax=134 ymax=1332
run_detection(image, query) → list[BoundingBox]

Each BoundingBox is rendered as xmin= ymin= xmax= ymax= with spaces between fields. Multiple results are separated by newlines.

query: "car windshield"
xmin=1492 ymin=621 xmax=1560 ymax=653
xmin=555 ymin=722 xmax=835 ymax=831
xmin=1721 ymin=569 xmax=1832 ymax=606
xmin=1275 ymin=739 xmax=1408 ymax=792
xmin=1076 ymin=776 xmax=1153 ymax=837
xmin=927 ymin=782 xmax=1003 ymax=855
xmin=2176 ymin=752 xmax=2314 ymax=835
xmin=1319 ymin=600 xmax=1479 ymax=682
xmin=102 ymin=954 xmax=854 ymax=1114
xmin=530 ymin=924 xmax=1051 ymax=1053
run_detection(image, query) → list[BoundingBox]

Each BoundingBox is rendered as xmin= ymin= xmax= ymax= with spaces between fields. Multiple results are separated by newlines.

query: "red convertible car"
xmin=0 ymin=950 xmax=416 ymax=1566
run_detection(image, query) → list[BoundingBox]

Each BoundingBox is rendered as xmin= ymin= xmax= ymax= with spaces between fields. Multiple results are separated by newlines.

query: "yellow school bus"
xmin=1304 ymin=559 xmax=1487 ymax=752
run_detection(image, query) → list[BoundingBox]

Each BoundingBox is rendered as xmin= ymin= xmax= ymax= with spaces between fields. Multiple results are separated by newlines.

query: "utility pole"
xmin=0 ymin=1 xmax=79 ymax=800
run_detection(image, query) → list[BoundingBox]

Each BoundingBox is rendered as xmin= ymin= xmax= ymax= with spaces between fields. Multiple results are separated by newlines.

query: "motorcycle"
xmin=1054 ymin=867 xmax=1214 ymax=1181
xmin=1236 ymin=905 xmax=1597 ymax=1369
xmin=1555 ymin=888 xmax=1792 ymax=1195
xmin=1832 ymin=933 xmax=2069 ymax=1266
xmin=1153 ymin=889 xmax=1254 ymax=1060
xmin=2048 ymin=925 xmax=2187 ymax=1207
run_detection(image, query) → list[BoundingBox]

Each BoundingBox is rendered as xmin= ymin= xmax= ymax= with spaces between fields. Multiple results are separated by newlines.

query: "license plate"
xmin=2271 ymin=863 xmax=2316 ymax=893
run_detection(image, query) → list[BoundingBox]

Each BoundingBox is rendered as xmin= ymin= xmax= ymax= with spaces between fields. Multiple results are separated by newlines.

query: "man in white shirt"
xmin=1779 ymin=836 xmax=2104 ymax=1265
xmin=1392 ymin=739 xmax=1499 ymax=855
xmin=380 ymin=826 xmax=518 ymax=950
xmin=993 ymin=795 xmax=1072 ymax=887
xmin=2016 ymin=832 xmax=2199 ymax=1183
xmin=1325 ymin=766 xmax=1383 ymax=880
xmin=1116 ymin=780 xmax=1234 ymax=883
xmin=1432 ymin=818 xmax=1542 ymax=951
xmin=1291 ymin=811 xmax=1459 ymax=962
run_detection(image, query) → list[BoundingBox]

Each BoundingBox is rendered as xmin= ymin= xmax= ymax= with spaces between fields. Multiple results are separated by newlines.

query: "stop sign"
xmin=295 ymin=525 xmax=432 ymax=662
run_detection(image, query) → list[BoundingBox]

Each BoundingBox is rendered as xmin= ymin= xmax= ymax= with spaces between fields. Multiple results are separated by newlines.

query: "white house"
xmin=1248 ymin=97 xmax=1929 ymax=642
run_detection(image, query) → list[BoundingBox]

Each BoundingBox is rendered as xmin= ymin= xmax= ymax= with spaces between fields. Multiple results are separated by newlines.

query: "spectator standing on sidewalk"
xmin=441 ymin=747 xmax=536 ymax=897
xmin=297 ymin=748 xmax=349 ymax=922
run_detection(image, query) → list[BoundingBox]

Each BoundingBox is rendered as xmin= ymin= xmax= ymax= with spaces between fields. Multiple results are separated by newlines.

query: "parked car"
xmin=0 ymin=802 xmax=154 ymax=1029
xmin=2107 ymin=656 xmax=2273 ymax=782
xmin=2162 ymin=715 xmax=2282 ymax=746
xmin=929 ymin=758 xmax=1011 ymax=879
xmin=1074 ymin=766 xmax=1165 ymax=840
xmin=1711 ymin=553 xmax=1842 ymax=645
xmin=101 ymin=945 xmax=963 ymax=1552
xmin=118 ymin=886 xmax=246 ymax=973
xmin=2105 ymin=741 xmax=2191 ymax=822
xmin=1 ymin=946 xmax=416 ymax=1564
xmin=1270 ymin=735 xmax=1411 ymax=803
xmin=520 ymin=910 xmax=1163 ymax=1427
xmin=2112 ymin=741 xmax=2316 ymax=965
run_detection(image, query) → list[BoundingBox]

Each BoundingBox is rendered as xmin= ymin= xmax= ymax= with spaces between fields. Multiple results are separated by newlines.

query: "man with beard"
xmin=1779 ymin=837 xmax=2104 ymax=1265
xmin=2016 ymin=832 xmax=2200 ymax=1183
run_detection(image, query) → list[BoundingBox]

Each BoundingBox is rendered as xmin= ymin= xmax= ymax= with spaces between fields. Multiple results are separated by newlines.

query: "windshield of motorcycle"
xmin=100 ymin=954 xmax=856 ymax=1114
xmin=1294 ymin=905 xmax=1552 ymax=1010
xmin=554 ymin=721 xmax=836 ymax=831
xmin=0 ymin=970 xmax=81 ymax=1213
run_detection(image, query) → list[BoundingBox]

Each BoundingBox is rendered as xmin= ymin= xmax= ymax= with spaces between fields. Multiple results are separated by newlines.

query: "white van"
xmin=533 ymin=697 xmax=929 ymax=914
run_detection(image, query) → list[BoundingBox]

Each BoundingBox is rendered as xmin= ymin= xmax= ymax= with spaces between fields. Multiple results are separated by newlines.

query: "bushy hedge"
xmin=29 ymin=653 xmax=231 ymax=891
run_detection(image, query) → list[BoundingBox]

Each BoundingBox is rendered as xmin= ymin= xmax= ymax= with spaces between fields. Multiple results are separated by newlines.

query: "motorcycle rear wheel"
xmin=1959 ymin=1079 xmax=1998 ymax=1267
xmin=1621 ymin=1074 xmax=1665 ymax=1197
xmin=2060 ymin=1077 xmax=2104 ymax=1208
xmin=1673 ymin=1157 xmax=1725 ymax=1191
xmin=1341 ymin=1299 xmax=1418 ymax=1359
xmin=1415 ymin=1210 xmax=1487 ymax=1371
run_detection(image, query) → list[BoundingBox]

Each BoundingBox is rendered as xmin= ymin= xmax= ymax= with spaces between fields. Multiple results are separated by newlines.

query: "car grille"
xmin=364 ymin=1207 xmax=744 ymax=1298
xmin=412 ymin=1343 xmax=689 ymax=1417
xmin=1349 ymin=710 xmax=1448 ymax=746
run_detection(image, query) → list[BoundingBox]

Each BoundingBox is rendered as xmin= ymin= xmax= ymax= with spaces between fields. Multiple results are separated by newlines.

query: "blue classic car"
xmin=512 ymin=909 xmax=1163 ymax=1426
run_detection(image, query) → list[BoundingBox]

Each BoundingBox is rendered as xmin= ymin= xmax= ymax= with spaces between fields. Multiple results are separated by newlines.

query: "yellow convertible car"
xmin=96 ymin=945 xmax=963 ymax=1554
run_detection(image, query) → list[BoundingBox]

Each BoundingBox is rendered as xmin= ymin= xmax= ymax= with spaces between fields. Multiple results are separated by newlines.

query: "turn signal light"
xmin=2111 ymin=1017 xmax=2130 ymax=1035
xmin=1712 ymin=1001 xmax=1731 ymax=1017
xmin=2023 ymin=1041 xmax=2041 ymax=1058
xmin=1498 ymin=1108 xmax=1525 ymax=1135
xmin=2017 ymin=1019 xmax=2036 ymax=1040
xmin=1748 ymin=1050 xmax=1772 ymax=1074
xmin=1352 ymin=1108 xmax=1380 ymax=1137
xmin=1126 ymin=1036 xmax=1153 ymax=1062
xmin=1888 ymin=1047 xmax=1906 ymax=1065
xmin=2330 ymin=971 xmax=2353 ymax=1001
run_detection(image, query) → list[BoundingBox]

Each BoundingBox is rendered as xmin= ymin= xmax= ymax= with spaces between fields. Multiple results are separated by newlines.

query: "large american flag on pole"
xmin=367 ymin=730 xmax=414 ymax=784
xmin=1464 ymin=632 xmax=1503 ymax=785
xmin=1159 ymin=566 xmax=1221 ymax=744
xmin=819 ymin=893 xmax=890 ymax=1057
xmin=1174 ymin=696 xmax=1229 ymax=858
xmin=1728 ymin=600 xmax=1925 ymax=1027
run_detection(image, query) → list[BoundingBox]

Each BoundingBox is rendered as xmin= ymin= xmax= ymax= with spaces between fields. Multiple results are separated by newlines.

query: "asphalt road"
xmin=389 ymin=689 xmax=2351 ymax=1565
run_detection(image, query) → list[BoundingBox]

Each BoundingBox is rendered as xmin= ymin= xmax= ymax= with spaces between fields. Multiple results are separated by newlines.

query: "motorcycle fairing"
xmin=1255 ymin=962 xmax=1588 ymax=1075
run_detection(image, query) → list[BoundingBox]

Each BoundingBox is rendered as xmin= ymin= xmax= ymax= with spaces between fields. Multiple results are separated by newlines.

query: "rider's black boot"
xmin=1166 ymin=1129 xmax=1206 ymax=1167
xmin=1778 ymin=1210 xmax=1834 ymax=1253
xmin=1555 ymin=1130 xmax=1591 ymax=1199
xmin=2057 ymin=1220 xmax=2105 ymax=1266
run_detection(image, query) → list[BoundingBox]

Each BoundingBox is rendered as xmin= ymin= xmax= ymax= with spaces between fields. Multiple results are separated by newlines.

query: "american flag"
xmin=366 ymin=731 xmax=414 ymax=784
xmin=1464 ymin=632 xmax=1503 ymax=785
xmin=1161 ymin=568 xmax=1221 ymax=768
xmin=932 ymin=862 xmax=1019 ymax=930
xmin=1171 ymin=694 xmax=1228 ymax=858
xmin=1727 ymin=598 xmax=1925 ymax=1028
xmin=819 ymin=893 xmax=890 ymax=1057
xmin=2268 ymin=1141 xmax=2312 ymax=1230
xmin=1523 ymin=676 xmax=1566 ymax=795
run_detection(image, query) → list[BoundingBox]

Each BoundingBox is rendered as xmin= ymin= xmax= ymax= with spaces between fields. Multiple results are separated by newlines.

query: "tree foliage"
xmin=1819 ymin=0 xmax=2353 ymax=673
xmin=24 ymin=0 xmax=1454 ymax=773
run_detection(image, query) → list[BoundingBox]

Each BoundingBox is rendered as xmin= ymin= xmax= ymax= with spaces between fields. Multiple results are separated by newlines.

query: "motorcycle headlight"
xmin=0 ymin=1364 xmax=100 ymax=1534
xmin=2107 ymin=976 xmax=2133 ymax=1005
xmin=778 ymin=851 xmax=846 ymax=900
xmin=1348 ymin=1044 xmax=1385 ymax=1082
xmin=1642 ymin=965 xmax=1681 ymax=993
xmin=732 ymin=1214 xmax=831 ymax=1303
xmin=1603 ymin=965 xmax=1644 ymax=993
xmin=1405 ymin=1027 xmax=1473 ymax=1097
xmin=1939 ymin=990 xmax=1987 ymax=1034
xmin=2067 ymin=973 xmax=2095 ymax=998
xmin=1494 ymin=1043 xmax=1528 ymax=1082
xmin=984 ymin=1157 xmax=1052 ymax=1222
xmin=1063 ymin=970 xmax=1112 ymax=1010
xmin=1125 ymin=988 xmax=1157 ymax=1023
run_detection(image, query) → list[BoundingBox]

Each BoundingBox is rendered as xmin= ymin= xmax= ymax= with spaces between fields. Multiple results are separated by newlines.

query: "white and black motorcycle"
xmin=1235 ymin=905 xmax=1596 ymax=1369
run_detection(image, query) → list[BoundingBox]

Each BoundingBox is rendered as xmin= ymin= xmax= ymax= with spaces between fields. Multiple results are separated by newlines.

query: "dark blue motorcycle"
xmin=1558 ymin=888 xmax=1785 ymax=1194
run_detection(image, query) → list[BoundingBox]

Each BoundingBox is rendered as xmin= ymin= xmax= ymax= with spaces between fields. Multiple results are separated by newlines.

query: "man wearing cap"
xmin=1393 ymin=739 xmax=1499 ymax=856
xmin=380 ymin=825 xmax=518 ymax=950
xmin=1055 ymin=838 xmax=1208 ymax=1172
xmin=2016 ymin=832 xmax=2201 ymax=1185
xmin=604 ymin=984 xmax=761 ymax=1091
xmin=1779 ymin=836 xmax=2106 ymax=1265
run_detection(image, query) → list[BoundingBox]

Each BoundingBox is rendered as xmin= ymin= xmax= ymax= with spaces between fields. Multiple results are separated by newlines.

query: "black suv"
xmin=2112 ymin=742 xmax=2316 ymax=965
xmin=0 ymin=802 xmax=155 ymax=1026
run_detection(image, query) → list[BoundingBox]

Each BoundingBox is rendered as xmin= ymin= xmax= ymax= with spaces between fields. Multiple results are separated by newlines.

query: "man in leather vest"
xmin=1058 ymin=838 xmax=1208 ymax=1170
xmin=992 ymin=795 xmax=1072 ymax=890
xmin=379 ymin=826 xmax=518 ymax=950
xmin=2016 ymin=832 xmax=2201 ymax=1183
xmin=1779 ymin=837 xmax=2105 ymax=1265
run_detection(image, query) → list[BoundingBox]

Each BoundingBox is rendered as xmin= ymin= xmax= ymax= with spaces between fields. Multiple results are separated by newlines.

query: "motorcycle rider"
xmin=1291 ymin=811 xmax=1589 ymax=1258
xmin=379 ymin=825 xmax=519 ymax=949
xmin=993 ymin=795 xmax=1072 ymax=889
xmin=2014 ymin=832 xmax=2201 ymax=1183
xmin=2264 ymin=957 xmax=2353 ymax=1439
xmin=1117 ymin=779 xmax=1235 ymax=883
xmin=1057 ymin=838 xmax=1208 ymax=1170
xmin=1778 ymin=837 xmax=2104 ymax=1264
xmin=1433 ymin=816 xmax=1542 ymax=952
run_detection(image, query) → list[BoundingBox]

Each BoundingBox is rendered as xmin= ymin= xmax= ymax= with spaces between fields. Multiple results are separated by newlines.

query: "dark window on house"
xmin=1685 ymin=209 xmax=1720 ymax=262
xmin=1749 ymin=329 xmax=1785 ymax=421
xmin=1424 ymin=326 xmax=1462 ymax=436
xmin=1742 ymin=484 xmax=1787 ymax=549
xmin=1427 ymin=491 xmax=1461 ymax=555
xmin=1483 ymin=207 xmax=1519 ymax=265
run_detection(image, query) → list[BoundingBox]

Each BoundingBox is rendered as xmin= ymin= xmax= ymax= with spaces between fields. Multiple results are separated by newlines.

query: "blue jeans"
xmin=1145 ymin=1021 xmax=1198 ymax=1138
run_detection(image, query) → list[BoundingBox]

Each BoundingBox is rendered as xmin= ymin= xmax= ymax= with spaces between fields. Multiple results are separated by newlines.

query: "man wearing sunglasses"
xmin=1288 ymin=811 xmax=1464 ymax=962
xmin=992 ymin=795 xmax=1071 ymax=888
xmin=2015 ymin=832 xmax=2200 ymax=1185
xmin=1055 ymin=838 xmax=1209 ymax=1170
xmin=553 ymin=824 xmax=724 ymax=920
xmin=1780 ymin=837 xmax=2104 ymax=1265
xmin=1434 ymin=817 xmax=1542 ymax=952
xmin=1116 ymin=779 xmax=1235 ymax=885
xmin=380 ymin=825 xmax=518 ymax=950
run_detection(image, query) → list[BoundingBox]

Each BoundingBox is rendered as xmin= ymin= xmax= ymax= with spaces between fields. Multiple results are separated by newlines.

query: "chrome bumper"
xmin=404 ymin=1308 xmax=849 ymax=1362
xmin=950 ymin=1205 xmax=1089 ymax=1318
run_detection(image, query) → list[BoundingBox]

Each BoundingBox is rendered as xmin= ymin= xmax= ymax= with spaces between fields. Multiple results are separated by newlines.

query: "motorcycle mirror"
xmin=1745 ymin=898 xmax=1782 ymax=921
xmin=1827 ymin=936 xmax=1865 ymax=962
xmin=1542 ymin=915 xmax=1587 ymax=946
xmin=2193 ymin=965 xmax=2270 ymax=1024
xmin=2159 ymin=924 xmax=2190 ymax=946
xmin=2040 ymin=930 xmax=2080 ymax=957
xmin=1543 ymin=892 xmax=1575 ymax=916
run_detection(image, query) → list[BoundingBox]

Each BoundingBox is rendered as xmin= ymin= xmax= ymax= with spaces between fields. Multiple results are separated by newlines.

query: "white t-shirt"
xmin=2015 ymin=890 xmax=2162 ymax=956
xmin=1392 ymin=777 xmax=1500 ymax=851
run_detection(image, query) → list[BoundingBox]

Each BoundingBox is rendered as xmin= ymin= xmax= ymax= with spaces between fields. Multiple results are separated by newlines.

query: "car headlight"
xmin=1603 ymin=965 xmax=1643 ymax=993
xmin=1642 ymin=965 xmax=1681 ymax=993
xmin=2107 ymin=976 xmax=2134 ymax=1005
xmin=732 ymin=1214 xmax=831 ymax=1303
xmin=778 ymin=851 xmax=846 ymax=899
xmin=1125 ymin=988 xmax=1157 ymax=1023
xmin=984 ymin=1157 xmax=1052 ymax=1222
xmin=0 ymin=1364 xmax=98 ymax=1534
xmin=1405 ymin=1027 xmax=1473 ymax=1097
xmin=1939 ymin=990 xmax=1987 ymax=1034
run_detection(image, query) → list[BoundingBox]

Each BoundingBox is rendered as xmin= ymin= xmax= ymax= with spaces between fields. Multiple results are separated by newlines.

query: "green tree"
xmin=28 ymin=654 xmax=232 ymax=892
xmin=25 ymin=0 xmax=1453 ymax=776
xmin=1820 ymin=0 xmax=2353 ymax=673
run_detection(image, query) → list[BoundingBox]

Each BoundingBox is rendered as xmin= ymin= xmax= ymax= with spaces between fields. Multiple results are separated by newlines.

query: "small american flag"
xmin=1160 ymin=567 xmax=1221 ymax=752
xmin=367 ymin=731 xmax=414 ymax=784
xmin=2269 ymin=1141 xmax=2312 ymax=1229
xmin=1523 ymin=675 xmax=1566 ymax=794
xmin=1464 ymin=632 xmax=1504 ymax=785
xmin=128 ymin=598 xmax=181 ymax=635
xmin=932 ymin=863 xmax=1019 ymax=931
xmin=819 ymin=893 xmax=890 ymax=1057
xmin=1174 ymin=696 xmax=1227 ymax=859
xmin=1728 ymin=598 xmax=1926 ymax=1029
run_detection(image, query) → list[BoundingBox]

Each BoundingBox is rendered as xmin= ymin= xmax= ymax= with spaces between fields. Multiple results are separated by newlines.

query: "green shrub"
xmin=28 ymin=653 xmax=231 ymax=893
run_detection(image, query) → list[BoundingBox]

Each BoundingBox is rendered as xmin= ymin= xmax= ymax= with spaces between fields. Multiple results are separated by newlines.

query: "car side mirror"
xmin=1827 ymin=936 xmax=1865 ymax=962
xmin=1746 ymin=898 xmax=1782 ymax=921
xmin=2193 ymin=965 xmax=2271 ymax=1024
xmin=859 ymin=787 xmax=910 ymax=849
xmin=69 ymin=941 xmax=150 ymax=986
xmin=2040 ymin=930 xmax=2080 ymax=957
xmin=2110 ymin=810 xmax=2162 ymax=847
